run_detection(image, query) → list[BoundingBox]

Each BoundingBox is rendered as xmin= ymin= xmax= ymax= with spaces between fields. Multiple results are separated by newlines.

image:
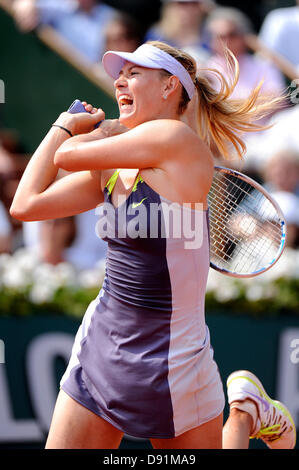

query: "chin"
xmin=119 ymin=114 xmax=140 ymax=129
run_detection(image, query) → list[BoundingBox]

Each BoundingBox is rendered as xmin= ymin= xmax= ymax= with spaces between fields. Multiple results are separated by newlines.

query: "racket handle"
xmin=67 ymin=99 xmax=102 ymax=128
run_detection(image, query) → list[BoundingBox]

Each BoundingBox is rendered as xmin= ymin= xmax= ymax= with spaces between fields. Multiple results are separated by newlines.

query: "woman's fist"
xmin=54 ymin=102 xmax=105 ymax=135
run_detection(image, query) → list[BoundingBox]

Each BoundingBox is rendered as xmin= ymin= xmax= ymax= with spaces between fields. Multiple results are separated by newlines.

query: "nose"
xmin=114 ymin=74 xmax=127 ymax=90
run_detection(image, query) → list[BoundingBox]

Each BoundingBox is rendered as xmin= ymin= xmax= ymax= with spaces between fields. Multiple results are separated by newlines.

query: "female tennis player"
xmin=10 ymin=41 xmax=293 ymax=449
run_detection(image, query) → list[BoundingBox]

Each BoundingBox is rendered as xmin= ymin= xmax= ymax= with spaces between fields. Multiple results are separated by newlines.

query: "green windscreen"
xmin=0 ymin=7 xmax=118 ymax=153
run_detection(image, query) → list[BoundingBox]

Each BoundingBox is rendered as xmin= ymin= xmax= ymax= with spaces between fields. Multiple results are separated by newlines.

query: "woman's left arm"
xmin=54 ymin=119 xmax=193 ymax=172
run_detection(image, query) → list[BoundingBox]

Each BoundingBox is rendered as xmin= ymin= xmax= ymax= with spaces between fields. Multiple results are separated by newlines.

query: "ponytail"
xmin=195 ymin=51 xmax=286 ymax=160
xmin=147 ymin=40 xmax=286 ymax=160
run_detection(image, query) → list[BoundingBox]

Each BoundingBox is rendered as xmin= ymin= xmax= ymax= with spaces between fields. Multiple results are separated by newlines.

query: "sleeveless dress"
xmin=60 ymin=170 xmax=225 ymax=439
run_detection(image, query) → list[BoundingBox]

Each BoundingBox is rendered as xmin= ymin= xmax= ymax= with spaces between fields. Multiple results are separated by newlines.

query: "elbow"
xmin=55 ymin=142 xmax=87 ymax=172
xmin=9 ymin=198 xmax=35 ymax=222
xmin=10 ymin=207 xmax=26 ymax=221
xmin=53 ymin=149 xmax=65 ymax=168
xmin=54 ymin=146 xmax=74 ymax=171
xmin=9 ymin=204 xmax=30 ymax=222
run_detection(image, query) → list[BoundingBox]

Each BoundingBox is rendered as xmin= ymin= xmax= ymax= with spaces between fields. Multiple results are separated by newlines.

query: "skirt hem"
xmin=60 ymin=383 xmax=224 ymax=440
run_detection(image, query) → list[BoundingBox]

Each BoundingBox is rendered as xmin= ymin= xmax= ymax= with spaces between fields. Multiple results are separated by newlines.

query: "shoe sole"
xmin=227 ymin=370 xmax=296 ymax=449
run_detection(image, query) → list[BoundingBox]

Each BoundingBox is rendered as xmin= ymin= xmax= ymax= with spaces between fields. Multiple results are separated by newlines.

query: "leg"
xmin=150 ymin=413 xmax=223 ymax=449
xmin=222 ymin=407 xmax=253 ymax=449
xmin=45 ymin=389 xmax=124 ymax=449
xmin=225 ymin=370 xmax=296 ymax=450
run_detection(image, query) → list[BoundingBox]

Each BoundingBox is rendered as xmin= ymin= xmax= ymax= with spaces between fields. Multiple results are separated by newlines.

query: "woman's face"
xmin=265 ymin=155 xmax=299 ymax=193
xmin=105 ymin=21 xmax=140 ymax=53
xmin=209 ymin=19 xmax=246 ymax=57
xmin=114 ymin=61 xmax=170 ymax=128
xmin=168 ymin=1 xmax=204 ymax=29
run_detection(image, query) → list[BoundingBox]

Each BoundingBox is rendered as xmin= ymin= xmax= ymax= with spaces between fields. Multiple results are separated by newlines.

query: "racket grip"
xmin=67 ymin=99 xmax=102 ymax=128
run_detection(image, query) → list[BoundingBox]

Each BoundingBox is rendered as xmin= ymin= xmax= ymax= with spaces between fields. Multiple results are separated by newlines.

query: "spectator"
xmin=22 ymin=171 xmax=107 ymax=269
xmin=259 ymin=1 xmax=299 ymax=72
xmin=0 ymin=131 xmax=28 ymax=251
xmin=243 ymin=104 xmax=299 ymax=171
xmin=0 ymin=200 xmax=12 ymax=253
xmin=55 ymin=170 xmax=107 ymax=269
xmin=271 ymin=191 xmax=299 ymax=248
xmin=0 ymin=142 xmax=15 ymax=175
xmin=263 ymin=149 xmax=299 ymax=197
xmin=23 ymin=217 xmax=76 ymax=265
xmin=22 ymin=211 xmax=107 ymax=269
xmin=247 ymin=149 xmax=299 ymax=249
xmin=0 ymin=131 xmax=106 ymax=268
xmin=12 ymin=0 xmax=117 ymax=63
xmin=64 ymin=209 xmax=107 ymax=270
xmin=145 ymin=0 xmax=214 ymax=65
xmin=103 ymin=11 xmax=144 ymax=55
xmin=204 ymin=7 xmax=285 ymax=100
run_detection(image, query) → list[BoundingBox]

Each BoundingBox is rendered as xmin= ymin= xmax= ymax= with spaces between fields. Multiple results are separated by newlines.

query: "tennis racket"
xmin=208 ymin=166 xmax=287 ymax=278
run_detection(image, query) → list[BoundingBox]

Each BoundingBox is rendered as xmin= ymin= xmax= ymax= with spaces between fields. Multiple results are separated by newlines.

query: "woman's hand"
xmin=53 ymin=102 xmax=105 ymax=136
xmin=53 ymin=117 xmax=129 ymax=171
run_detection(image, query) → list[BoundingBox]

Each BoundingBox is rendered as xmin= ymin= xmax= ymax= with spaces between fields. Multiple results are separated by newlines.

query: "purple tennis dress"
xmin=60 ymin=171 xmax=225 ymax=439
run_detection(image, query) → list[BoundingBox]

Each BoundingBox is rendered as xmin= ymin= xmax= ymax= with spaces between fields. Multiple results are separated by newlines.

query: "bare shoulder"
xmin=138 ymin=118 xmax=196 ymax=139
xmin=135 ymin=119 xmax=209 ymax=156
xmin=153 ymin=120 xmax=209 ymax=151
xmin=152 ymin=120 xmax=213 ymax=166
xmin=140 ymin=120 xmax=214 ymax=203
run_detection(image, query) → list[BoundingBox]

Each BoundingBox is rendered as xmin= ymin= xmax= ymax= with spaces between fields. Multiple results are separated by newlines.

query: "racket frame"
xmin=208 ymin=166 xmax=287 ymax=278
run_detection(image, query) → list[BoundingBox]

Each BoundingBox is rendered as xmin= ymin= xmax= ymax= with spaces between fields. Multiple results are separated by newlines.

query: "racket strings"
xmin=211 ymin=185 xmax=282 ymax=264
xmin=212 ymin=185 xmax=280 ymax=248
xmin=212 ymin=176 xmax=281 ymax=235
xmin=210 ymin=186 xmax=282 ymax=247
xmin=208 ymin=172 xmax=284 ymax=275
xmin=209 ymin=217 xmax=278 ymax=273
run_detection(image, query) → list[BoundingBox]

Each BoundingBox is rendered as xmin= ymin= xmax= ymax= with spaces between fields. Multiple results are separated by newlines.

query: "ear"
xmin=162 ymin=75 xmax=181 ymax=99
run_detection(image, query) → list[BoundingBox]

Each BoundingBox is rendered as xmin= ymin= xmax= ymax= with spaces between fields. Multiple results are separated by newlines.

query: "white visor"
xmin=102 ymin=43 xmax=195 ymax=100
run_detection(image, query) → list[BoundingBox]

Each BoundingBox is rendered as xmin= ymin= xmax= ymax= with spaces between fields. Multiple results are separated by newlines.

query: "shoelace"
xmin=252 ymin=424 xmax=281 ymax=440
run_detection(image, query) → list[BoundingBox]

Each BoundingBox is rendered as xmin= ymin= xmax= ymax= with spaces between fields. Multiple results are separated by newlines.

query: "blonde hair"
xmin=147 ymin=40 xmax=286 ymax=160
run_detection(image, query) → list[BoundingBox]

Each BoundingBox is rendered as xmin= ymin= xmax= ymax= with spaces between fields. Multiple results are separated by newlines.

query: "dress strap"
xmin=132 ymin=173 xmax=144 ymax=192
xmin=105 ymin=170 xmax=144 ymax=195
xmin=105 ymin=170 xmax=120 ymax=194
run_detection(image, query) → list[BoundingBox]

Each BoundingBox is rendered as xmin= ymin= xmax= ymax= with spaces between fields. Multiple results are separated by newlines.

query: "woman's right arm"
xmin=10 ymin=105 xmax=106 ymax=221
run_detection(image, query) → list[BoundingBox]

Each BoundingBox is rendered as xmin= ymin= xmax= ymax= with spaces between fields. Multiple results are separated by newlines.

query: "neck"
xmin=156 ymin=95 xmax=182 ymax=122
xmin=180 ymin=93 xmax=199 ymax=134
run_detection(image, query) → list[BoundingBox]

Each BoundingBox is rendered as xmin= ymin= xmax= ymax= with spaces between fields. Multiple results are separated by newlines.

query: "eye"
xmin=129 ymin=68 xmax=140 ymax=76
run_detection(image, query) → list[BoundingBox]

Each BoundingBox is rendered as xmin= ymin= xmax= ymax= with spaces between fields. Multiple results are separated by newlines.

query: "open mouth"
xmin=118 ymin=95 xmax=134 ymax=110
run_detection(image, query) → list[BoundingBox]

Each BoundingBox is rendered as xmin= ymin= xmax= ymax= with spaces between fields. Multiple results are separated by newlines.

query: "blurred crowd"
xmin=0 ymin=0 xmax=299 ymax=270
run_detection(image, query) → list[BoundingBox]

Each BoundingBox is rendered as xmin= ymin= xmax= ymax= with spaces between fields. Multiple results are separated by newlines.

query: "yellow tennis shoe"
xmin=227 ymin=370 xmax=296 ymax=449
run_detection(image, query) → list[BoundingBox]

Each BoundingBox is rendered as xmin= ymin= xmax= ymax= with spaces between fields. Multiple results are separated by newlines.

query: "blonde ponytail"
xmin=147 ymin=40 xmax=286 ymax=160
xmin=195 ymin=51 xmax=285 ymax=159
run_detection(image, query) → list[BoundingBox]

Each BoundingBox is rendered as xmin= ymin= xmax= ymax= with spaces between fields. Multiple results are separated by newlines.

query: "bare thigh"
xmin=45 ymin=389 xmax=124 ymax=449
xmin=150 ymin=413 xmax=223 ymax=449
